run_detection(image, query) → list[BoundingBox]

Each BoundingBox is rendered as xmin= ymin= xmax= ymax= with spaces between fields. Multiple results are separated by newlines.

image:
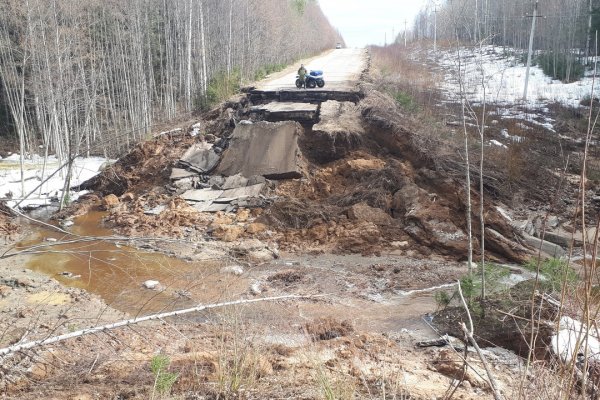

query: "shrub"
xmin=199 ymin=68 xmax=241 ymax=110
xmin=535 ymin=51 xmax=584 ymax=82
xmin=254 ymin=63 xmax=286 ymax=81
xmin=150 ymin=354 xmax=178 ymax=397
xmin=392 ymin=90 xmax=418 ymax=112
xmin=524 ymin=258 xmax=578 ymax=292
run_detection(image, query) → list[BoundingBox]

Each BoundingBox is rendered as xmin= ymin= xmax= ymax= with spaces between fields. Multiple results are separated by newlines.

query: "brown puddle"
xmin=20 ymin=211 xmax=242 ymax=315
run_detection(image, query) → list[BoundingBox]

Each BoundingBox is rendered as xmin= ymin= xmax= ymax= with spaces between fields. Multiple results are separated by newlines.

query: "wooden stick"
xmin=457 ymin=280 xmax=503 ymax=400
xmin=0 ymin=294 xmax=319 ymax=357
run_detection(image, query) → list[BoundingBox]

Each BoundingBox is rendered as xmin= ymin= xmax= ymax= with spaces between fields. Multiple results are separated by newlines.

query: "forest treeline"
xmin=0 ymin=0 xmax=341 ymax=160
xmin=409 ymin=0 xmax=597 ymax=82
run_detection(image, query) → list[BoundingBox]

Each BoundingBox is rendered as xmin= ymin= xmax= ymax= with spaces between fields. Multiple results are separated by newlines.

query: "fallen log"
xmin=0 ymin=294 xmax=323 ymax=357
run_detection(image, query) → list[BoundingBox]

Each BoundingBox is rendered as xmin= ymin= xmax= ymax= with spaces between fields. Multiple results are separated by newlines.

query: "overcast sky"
xmin=318 ymin=0 xmax=429 ymax=48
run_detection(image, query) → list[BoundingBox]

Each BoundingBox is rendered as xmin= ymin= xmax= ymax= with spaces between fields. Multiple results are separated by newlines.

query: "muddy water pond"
xmin=20 ymin=211 xmax=243 ymax=315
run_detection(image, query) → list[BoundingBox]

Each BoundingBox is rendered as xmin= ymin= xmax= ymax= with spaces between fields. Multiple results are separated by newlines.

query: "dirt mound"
xmin=305 ymin=317 xmax=354 ymax=340
xmin=79 ymin=133 xmax=196 ymax=196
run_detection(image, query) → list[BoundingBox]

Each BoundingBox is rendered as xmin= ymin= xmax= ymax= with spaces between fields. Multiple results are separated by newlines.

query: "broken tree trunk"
xmin=0 ymin=294 xmax=320 ymax=357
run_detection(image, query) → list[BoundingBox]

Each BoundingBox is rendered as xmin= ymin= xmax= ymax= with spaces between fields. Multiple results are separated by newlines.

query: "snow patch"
xmin=0 ymin=155 xmax=108 ymax=209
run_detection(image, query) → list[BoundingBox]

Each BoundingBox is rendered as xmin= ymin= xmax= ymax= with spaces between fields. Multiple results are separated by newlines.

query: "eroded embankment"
xmin=73 ymin=83 xmax=532 ymax=265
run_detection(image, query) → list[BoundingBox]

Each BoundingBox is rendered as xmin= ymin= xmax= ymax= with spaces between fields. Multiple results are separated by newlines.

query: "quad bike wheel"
xmin=316 ymin=79 xmax=325 ymax=88
xmin=306 ymin=79 xmax=317 ymax=88
xmin=295 ymin=78 xmax=303 ymax=88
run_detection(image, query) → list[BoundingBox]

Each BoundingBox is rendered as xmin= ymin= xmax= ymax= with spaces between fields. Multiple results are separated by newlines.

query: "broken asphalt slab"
xmin=250 ymin=102 xmax=319 ymax=122
xmin=179 ymin=142 xmax=220 ymax=173
xmin=216 ymin=121 xmax=306 ymax=180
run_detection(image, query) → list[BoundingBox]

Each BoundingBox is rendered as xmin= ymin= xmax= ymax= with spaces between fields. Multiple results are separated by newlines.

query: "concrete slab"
xmin=214 ymin=184 xmax=266 ymax=203
xmin=179 ymin=142 xmax=220 ymax=173
xmin=216 ymin=121 xmax=305 ymax=180
xmin=222 ymin=174 xmax=249 ymax=190
xmin=523 ymin=233 xmax=566 ymax=259
xmin=193 ymin=202 xmax=230 ymax=212
xmin=181 ymin=188 xmax=223 ymax=202
xmin=170 ymin=168 xmax=197 ymax=181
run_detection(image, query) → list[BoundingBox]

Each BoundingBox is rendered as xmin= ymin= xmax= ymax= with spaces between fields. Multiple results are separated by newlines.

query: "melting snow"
xmin=0 ymin=155 xmax=108 ymax=209
xmin=434 ymin=45 xmax=597 ymax=133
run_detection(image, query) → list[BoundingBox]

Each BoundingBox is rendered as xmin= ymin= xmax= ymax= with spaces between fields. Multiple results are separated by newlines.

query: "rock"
xmin=0 ymin=285 xmax=12 ymax=297
xmin=547 ymin=215 xmax=560 ymax=228
xmin=142 ymin=280 xmax=160 ymax=290
xmin=522 ymin=232 xmax=566 ymax=258
xmin=212 ymin=225 xmax=245 ymax=242
xmin=60 ymin=220 xmax=74 ymax=228
xmin=390 ymin=241 xmax=409 ymax=248
xmin=120 ymin=192 xmax=135 ymax=202
xmin=46 ymin=237 xmax=57 ymax=242
xmin=250 ymin=281 xmax=262 ymax=295
xmin=246 ymin=222 xmax=267 ymax=234
xmin=236 ymin=209 xmax=251 ymax=222
xmin=102 ymin=194 xmax=120 ymax=209
xmin=248 ymin=249 xmax=276 ymax=263
xmin=347 ymin=202 xmax=392 ymax=225
xmin=220 ymin=265 xmax=244 ymax=276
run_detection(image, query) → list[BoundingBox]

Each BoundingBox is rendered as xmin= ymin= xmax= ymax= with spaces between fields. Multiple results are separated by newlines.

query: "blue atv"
xmin=296 ymin=70 xmax=325 ymax=89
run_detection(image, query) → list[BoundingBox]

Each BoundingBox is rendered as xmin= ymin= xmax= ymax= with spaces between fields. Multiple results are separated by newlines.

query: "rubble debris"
xmin=154 ymin=127 xmax=183 ymax=138
xmin=217 ymin=183 xmax=266 ymax=203
xmin=216 ymin=121 xmax=306 ymax=180
xmin=144 ymin=205 xmax=166 ymax=215
xmin=179 ymin=142 xmax=220 ymax=174
xmin=181 ymin=188 xmax=224 ymax=203
xmin=181 ymin=183 xmax=268 ymax=213
xmin=170 ymin=168 xmax=198 ymax=181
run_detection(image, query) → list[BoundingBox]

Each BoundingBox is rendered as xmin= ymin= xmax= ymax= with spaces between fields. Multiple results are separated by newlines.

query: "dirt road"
xmin=255 ymin=48 xmax=367 ymax=91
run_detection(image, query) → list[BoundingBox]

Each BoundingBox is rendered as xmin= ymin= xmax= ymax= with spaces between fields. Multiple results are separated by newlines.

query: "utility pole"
xmin=404 ymin=19 xmax=407 ymax=47
xmin=523 ymin=0 xmax=541 ymax=101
